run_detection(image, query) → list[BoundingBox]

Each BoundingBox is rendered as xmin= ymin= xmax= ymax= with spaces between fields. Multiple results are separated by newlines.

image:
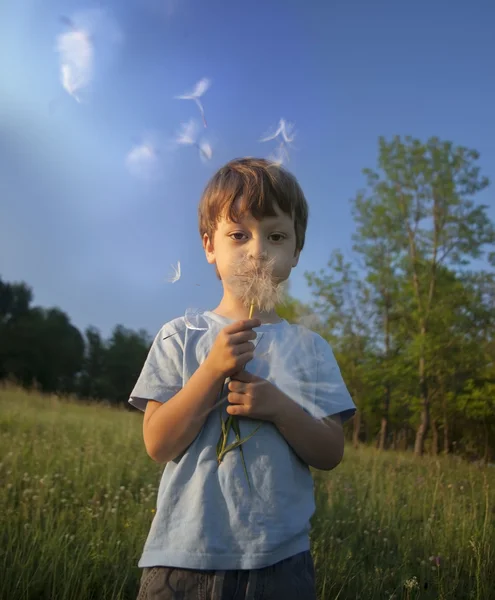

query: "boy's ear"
xmin=203 ymin=233 xmax=216 ymax=265
xmin=292 ymin=248 xmax=300 ymax=268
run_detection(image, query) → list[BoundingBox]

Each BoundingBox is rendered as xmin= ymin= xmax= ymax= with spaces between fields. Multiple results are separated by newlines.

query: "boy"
xmin=129 ymin=158 xmax=356 ymax=599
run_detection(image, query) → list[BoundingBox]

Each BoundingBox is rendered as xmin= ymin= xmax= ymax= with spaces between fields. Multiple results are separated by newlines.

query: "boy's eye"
xmin=229 ymin=233 xmax=287 ymax=242
xmin=229 ymin=233 xmax=246 ymax=241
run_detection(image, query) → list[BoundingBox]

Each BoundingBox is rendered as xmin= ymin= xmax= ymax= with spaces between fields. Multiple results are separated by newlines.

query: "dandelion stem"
xmin=248 ymin=302 xmax=255 ymax=319
xmin=215 ymin=300 xmax=258 ymax=491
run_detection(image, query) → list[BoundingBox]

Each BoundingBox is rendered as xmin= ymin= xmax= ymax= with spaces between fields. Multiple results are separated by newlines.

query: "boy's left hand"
xmin=227 ymin=370 xmax=284 ymax=422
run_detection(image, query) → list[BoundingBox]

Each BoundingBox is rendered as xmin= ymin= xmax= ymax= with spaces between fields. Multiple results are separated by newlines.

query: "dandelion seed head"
xmin=226 ymin=255 xmax=286 ymax=312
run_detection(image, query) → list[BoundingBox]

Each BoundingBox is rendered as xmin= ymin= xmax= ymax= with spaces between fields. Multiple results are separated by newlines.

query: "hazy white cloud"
xmin=125 ymin=142 xmax=161 ymax=181
xmin=175 ymin=77 xmax=211 ymax=128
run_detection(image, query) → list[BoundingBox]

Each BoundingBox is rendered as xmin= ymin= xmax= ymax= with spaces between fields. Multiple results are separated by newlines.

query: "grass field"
xmin=1 ymin=385 xmax=494 ymax=600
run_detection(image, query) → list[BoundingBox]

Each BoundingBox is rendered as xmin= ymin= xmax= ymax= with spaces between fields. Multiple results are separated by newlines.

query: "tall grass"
xmin=1 ymin=385 xmax=494 ymax=599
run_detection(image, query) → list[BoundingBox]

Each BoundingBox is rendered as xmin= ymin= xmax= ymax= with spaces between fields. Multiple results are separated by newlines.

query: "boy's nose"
xmin=247 ymin=241 xmax=268 ymax=260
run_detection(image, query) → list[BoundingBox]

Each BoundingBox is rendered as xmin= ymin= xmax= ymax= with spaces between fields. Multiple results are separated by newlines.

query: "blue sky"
xmin=1 ymin=0 xmax=494 ymax=340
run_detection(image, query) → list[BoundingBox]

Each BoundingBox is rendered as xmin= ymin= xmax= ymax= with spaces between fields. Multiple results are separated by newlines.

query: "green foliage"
xmin=305 ymin=136 xmax=495 ymax=457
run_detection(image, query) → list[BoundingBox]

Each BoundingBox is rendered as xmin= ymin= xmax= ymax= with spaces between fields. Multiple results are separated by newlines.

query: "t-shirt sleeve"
xmin=128 ymin=325 xmax=184 ymax=412
xmin=312 ymin=334 xmax=356 ymax=423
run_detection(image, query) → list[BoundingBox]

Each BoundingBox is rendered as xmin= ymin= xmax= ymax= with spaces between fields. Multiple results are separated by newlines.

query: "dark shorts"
xmin=136 ymin=550 xmax=316 ymax=600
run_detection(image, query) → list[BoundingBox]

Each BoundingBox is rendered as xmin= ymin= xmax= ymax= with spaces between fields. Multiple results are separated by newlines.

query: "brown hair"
xmin=198 ymin=157 xmax=309 ymax=254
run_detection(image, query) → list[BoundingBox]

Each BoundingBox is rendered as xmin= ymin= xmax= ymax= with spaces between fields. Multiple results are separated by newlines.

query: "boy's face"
xmin=203 ymin=199 xmax=300 ymax=286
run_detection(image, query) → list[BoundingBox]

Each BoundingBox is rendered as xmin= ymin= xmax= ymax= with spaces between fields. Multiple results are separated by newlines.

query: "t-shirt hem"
xmin=137 ymin=537 xmax=310 ymax=571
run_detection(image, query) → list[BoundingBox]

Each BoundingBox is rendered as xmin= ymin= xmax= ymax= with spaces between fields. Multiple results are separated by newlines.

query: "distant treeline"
xmin=2 ymin=136 xmax=494 ymax=462
xmin=0 ymin=276 xmax=152 ymax=409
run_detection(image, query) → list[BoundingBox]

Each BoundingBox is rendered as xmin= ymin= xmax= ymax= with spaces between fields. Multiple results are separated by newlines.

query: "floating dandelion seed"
xmin=56 ymin=23 xmax=94 ymax=103
xmin=166 ymin=261 xmax=181 ymax=283
xmin=176 ymin=119 xmax=198 ymax=145
xmin=260 ymin=118 xmax=296 ymax=165
xmin=268 ymin=143 xmax=290 ymax=166
xmin=175 ymin=78 xmax=210 ymax=128
xmin=260 ymin=118 xmax=295 ymax=144
xmin=175 ymin=119 xmax=213 ymax=162
xmin=53 ymin=8 xmax=122 ymax=107
xmin=198 ymin=141 xmax=213 ymax=162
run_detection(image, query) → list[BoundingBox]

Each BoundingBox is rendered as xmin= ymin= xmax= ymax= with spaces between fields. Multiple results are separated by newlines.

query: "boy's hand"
xmin=206 ymin=318 xmax=261 ymax=379
xmin=226 ymin=370 xmax=284 ymax=422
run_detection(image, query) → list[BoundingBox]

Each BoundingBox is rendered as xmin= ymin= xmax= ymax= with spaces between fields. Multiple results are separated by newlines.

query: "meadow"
xmin=1 ymin=386 xmax=494 ymax=600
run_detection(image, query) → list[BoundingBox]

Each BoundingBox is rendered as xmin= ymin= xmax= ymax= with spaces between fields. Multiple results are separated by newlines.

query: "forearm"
xmin=273 ymin=392 xmax=344 ymax=471
xmin=145 ymin=358 xmax=225 ymax=463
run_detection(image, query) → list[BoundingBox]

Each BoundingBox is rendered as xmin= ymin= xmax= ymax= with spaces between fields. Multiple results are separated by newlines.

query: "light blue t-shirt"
xmin=129 ymin=310 xmax=356 ymax=571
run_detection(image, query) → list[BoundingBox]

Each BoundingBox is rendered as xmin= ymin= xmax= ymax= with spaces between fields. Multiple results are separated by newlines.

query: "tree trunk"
xmin=379 ymin=296 xmax=392 ymax=452
xmin=443 ymin=419 xmax=450 ymax=455
xmin=378 ymin=383 xmax=391 ymax=451
xmin=414 ymin=337 xmax=430 ymax=456
xmin=397 ymin=428 xmax=407 ymax=451
xmin=352 ymin=409 xmax=361 ymax=448
xmin=431 ymin=419 xmax=439 ymax=455
xmin=483 ymin=420 xmax=490 ymax=465
xmin=378 ymin=417 xmax=388 ymax=451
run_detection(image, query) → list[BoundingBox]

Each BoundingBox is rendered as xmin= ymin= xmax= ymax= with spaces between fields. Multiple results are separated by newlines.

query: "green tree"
xmin=102 ymin=325 xmax=151 ymax=405
xmin=352 ymin=136 xmax=494 ymax=455
xmin=77 ymin=326 xmax=108 ymax=400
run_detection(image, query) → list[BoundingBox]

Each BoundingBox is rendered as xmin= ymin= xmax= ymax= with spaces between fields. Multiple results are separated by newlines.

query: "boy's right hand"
xmin=205 ymin=318 xmax=261 ymax=379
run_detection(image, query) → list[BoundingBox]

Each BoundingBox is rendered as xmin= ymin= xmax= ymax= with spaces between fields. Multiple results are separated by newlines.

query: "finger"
xmin=233 ymin=341 xmax=255 ymax=356
xmin=231 ymin=370 xmax=254 ymax=382
xmin=228 ymin=392 xmax=244 ymax=404
xmin=230 ymin=330 xmax=257 ymax=344
xmin=225 ymin=319 xmax=261 ymax=334
xmin=228 ymin=380 xmax=241 ymax=392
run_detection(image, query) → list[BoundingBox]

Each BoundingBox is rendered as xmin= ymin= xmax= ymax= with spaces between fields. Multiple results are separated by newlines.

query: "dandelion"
xmin=175 ymin=77 xmax=210 ymax=127
xmin=226 ymin=254 xmax=286 ymax=314
xmin=216 ymin=255 xmax=286 ymax=490
xmin=166 ymin=261 xmax=181 ymax=283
